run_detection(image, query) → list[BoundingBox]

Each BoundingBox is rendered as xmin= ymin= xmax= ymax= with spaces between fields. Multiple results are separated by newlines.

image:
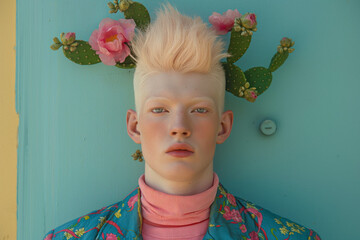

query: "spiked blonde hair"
xmin=130 ymin=2 xmax=230 ymax=114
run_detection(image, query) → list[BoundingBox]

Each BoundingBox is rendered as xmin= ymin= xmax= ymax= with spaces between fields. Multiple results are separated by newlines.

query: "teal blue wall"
xmin=16 ymin=0 xmax=360 ymax=239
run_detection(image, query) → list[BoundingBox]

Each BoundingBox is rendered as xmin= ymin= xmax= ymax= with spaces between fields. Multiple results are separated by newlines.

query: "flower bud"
xmin=70 ymin=42 xmax=79 ymax=47
xmin=53 ymin=37 xmax=60 ymax=44
xmin=244 ymin=82 xmax=250 ymax=88
xmin=244 ymin=89 xmax=258 ymax=102
xmin=107 ymin=2 xmax=115 ymax=9
xmin=119 ymin=0 xmax=130 ymax=12
xmin=63 ymin=32 xmax=76 ymax=45
xmin=241 ymin=13 xmax=257 ymax=29
xmin=234 ymin=24 xmax=241 ymax=32
xmin=280 ymin=37 xmax=292 ymax=48
xmin=50 ymin=43 xmax=62 ymax=50
xmin=70 ymin=46 xmax=76 ymax=52
xmin=241 ymin=31 xmax=248 ymax=36
xmin=288 ymin=48 xmax=295 ymax=53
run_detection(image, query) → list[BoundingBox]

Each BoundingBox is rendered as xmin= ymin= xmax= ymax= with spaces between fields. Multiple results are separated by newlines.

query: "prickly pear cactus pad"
xmin=50 ymin=1 xmax=295 ymax=103
xmin=63 ymin=41 xmax=101 ymax=65
xmin=244 ymin=67 xmax=272 ymax=96
xmin=227 ymin=29 xmax=252 ymax=64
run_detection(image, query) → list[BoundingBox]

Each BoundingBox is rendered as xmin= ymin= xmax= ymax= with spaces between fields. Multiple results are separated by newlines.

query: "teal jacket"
xmin=43 ymin=183 xmax=321 ymax=240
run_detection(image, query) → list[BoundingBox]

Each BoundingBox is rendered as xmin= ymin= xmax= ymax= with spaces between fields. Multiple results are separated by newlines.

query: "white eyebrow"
xmin=145 ymin=96 xmax=216 ymax=106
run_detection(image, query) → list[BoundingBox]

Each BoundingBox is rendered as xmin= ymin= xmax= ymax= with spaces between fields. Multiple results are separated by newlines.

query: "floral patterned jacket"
xmin=44 ymin=183 xmax=321 ymax=240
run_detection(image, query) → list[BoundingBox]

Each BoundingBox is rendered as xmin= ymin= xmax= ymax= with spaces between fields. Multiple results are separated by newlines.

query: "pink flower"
xmin=231 ymin=209 xmax=242 ymax=222
xmin=315 ymin=235 xmax=321 ymax=240
xmin=240 ymin=224 xmax=247 ymax=233
xmin=65 ymin=32 xmax=75 ymax=41
xmin=223 ymin=206 xmax=233 ymax=220
xmin=127 ymin=194 xmax=138 ymax=211
xmin=227 ymin=193 xmax=237 ymax=206
xmin=249 ymin=231 xmax=259 ymax=240
xmin=106 ymin=233 xmax=118 ymax=240
xmin=222 ymin=206 xmax=242 ymax=222
xmin=44 ymin=233 xmax=53 ymax=240
xmin=244 ymin=89 xmax=258 ymax=103
xmin=89 ymin=18 xmax=136 ymax=65
xmin=209 ymin=9 xmax=241 ymax=35
xmin=60 ymin=32 xmax=76 ymax=45
xmin=241 ymin=13 xmax=257 ymax=29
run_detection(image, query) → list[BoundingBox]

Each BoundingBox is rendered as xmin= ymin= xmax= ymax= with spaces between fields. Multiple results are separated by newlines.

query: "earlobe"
xmin=216 ymin=110 xmax=234 ymax=144
xmin=126 ymin=109 xmax=141 ymax=144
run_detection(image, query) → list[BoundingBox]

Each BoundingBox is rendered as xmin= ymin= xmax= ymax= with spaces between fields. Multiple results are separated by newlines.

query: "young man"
xmin=44 ymin=3 xmax=321 ymax=240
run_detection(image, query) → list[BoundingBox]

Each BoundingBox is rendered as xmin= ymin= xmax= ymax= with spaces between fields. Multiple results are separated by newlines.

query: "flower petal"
xmin=118 ymin=18 xmax=136 ymax=41
xmin=99 ymin=53 xmax=116 ymax=65
xmin=89 ymin=29 xmax=100 ymax=51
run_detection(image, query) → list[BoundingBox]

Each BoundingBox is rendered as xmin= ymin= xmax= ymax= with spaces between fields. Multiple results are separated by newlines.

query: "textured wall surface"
xmin=17 ymin=0 xmax=360 ymax=239
xmin=0 ymin=0 xmax=17 ymax=239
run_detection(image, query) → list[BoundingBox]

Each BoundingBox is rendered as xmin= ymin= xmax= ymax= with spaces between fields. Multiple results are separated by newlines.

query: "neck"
xmin=144 ymin=163 xmax=214 ymax=196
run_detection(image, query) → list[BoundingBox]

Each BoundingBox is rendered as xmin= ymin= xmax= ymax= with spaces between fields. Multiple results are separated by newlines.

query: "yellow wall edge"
xmin=0 ymin=0 xmax=17 ymax=239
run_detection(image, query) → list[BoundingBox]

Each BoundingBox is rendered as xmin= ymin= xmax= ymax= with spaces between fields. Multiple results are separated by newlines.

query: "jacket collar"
xmin=97 ymin=183 xmax=257 ymax=239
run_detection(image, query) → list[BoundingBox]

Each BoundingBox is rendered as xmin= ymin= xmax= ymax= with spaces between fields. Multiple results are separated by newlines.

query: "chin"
xmin=160 ymin=162 xmax=204 ymax=181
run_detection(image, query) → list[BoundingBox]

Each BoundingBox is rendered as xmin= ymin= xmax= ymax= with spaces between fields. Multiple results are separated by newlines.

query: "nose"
xmin=170 ymin=112 xmax=191 ymax=138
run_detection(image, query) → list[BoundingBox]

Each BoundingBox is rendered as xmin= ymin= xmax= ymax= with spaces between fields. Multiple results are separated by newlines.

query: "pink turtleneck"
xmin=138 ymin=173 xmax=219 ymax=240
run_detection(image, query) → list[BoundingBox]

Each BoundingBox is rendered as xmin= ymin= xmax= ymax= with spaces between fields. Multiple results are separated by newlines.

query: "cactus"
xmin=115 ymin=55 xmax=136 ymax=69
xmin=51 ymin=1 xmax=296 ymax=103
xmin=269 ymin=51 xmax=289 ymax=72
xmin=269 ymin=37 xmax=294 ymax=72
xmin=224 ymin=36 xmax=295 ymax=102
xmin=123 ymin=2 xmax=150 ymax=31
xmin=63 ymin=41 xmax=101 ymax=65
xmin=222 ymin=62 xmax=247 ymax=96
xmin=227 ymin=29 xmax=252 ymax=64
xmin=108 ymin=1 xmax=150 ymax=31
xmin=244 ymin=67 xmax=272 ymax=96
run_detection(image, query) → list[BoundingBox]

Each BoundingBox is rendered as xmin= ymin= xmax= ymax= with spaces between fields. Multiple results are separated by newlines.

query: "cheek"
xmin=139 ymin=118 xmax=166 ymax=145
xmin=193 ymin=119 xmax=219 ymax=144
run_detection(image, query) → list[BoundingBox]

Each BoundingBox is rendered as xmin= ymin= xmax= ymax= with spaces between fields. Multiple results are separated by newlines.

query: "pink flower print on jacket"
xmin=43 ymin=233 xmax=53 ymax=240
xmin=223 ymin=206 xmax=242 ymax=223
xmin=106 ymin=233 xmax=118 ymax=240
xmin=227 ymin=193 xmax=237 ymax=206
xmin=240 ymin=224 xmax=247 ymax=233
xmin=89 ymin=18 xmax=136 ymax=65
xmin=127 ymin=194 xmax=138 ymax=211
xmin=209 ymin=9 xmax=241 ymax=35
xmin=249 ymin=231 xmax=259 ymax=240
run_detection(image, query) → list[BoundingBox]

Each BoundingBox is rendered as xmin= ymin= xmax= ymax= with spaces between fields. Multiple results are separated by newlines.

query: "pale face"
xmin=127 ymin=71 xmax=233 ymax=183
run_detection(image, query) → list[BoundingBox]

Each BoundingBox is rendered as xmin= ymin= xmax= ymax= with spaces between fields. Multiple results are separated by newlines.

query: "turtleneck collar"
xmin=138 ymin=172 xmax=219 ymax=226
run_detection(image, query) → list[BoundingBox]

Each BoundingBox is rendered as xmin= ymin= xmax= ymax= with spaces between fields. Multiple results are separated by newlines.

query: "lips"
xmin=166 ymin=143 xmax=194 ymax=158
xmin=166 ymin=143 xmax=194 ymax=153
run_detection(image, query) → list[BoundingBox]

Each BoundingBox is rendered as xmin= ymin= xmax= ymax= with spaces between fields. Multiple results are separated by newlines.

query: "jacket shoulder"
xmin=234 ymin=195 xmax=322 ymax=240
xmin=43 ymin=197 xmax=127 ymax=240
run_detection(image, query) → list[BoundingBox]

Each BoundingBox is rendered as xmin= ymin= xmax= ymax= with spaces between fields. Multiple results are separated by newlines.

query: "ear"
xmin=126 ymin=109 xmax=141 ymax=144
xmin=216 ymin=110 xmax=234 ymax=144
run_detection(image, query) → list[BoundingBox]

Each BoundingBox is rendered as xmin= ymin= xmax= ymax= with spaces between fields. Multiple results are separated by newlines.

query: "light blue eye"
xmin=194 ymin=108 xmax=208 ymax=113
xmin=151 ymin=108 xmax=165 ymax=113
